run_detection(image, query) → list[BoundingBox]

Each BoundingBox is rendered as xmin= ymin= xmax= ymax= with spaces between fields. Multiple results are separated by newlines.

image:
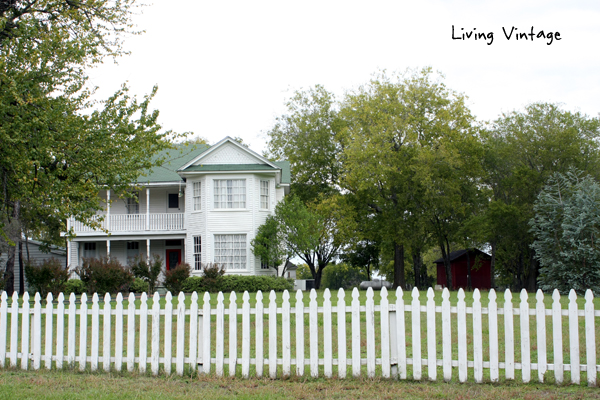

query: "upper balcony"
xmin=70 ymin=213 xmax=184 ymax=235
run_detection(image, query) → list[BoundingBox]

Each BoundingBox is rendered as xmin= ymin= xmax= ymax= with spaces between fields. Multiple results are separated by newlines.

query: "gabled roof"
xmin=433 ymin=249 xmax=490 ymax=264
xmin=137 ymin=143 xmax=210 ymax=183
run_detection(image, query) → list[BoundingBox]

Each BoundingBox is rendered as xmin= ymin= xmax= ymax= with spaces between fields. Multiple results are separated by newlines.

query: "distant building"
xmin=435 ymin=249 xmax=491 ymax=290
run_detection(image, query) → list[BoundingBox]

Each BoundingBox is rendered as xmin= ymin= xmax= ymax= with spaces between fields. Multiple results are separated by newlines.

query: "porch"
xmin=69 ymin=213 xmax=184 ymax=234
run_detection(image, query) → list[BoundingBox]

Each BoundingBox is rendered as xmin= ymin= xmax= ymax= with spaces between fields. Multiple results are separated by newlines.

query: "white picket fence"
xmin=0 ymin=287 xmax=598 ymax=385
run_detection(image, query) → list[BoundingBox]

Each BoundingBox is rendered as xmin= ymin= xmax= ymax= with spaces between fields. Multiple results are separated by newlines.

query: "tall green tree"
xmin=482 ymin=103 xmax=600 ymax=290
xmin=530 ymin=169 xmax=600 ymax=294
xmin=251 ymin=215 xmax=293 ymax=277
xmin=0 ymin=1 xmax=174 ymax=293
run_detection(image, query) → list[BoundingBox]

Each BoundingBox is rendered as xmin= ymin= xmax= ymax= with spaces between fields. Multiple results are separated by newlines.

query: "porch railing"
xmin=70 ymin=213 xmax=184 ymax=233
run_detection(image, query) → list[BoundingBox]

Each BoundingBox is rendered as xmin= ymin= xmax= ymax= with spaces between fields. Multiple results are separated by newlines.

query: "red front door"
xmin=166 ymin=249 xmax=181 ymax=271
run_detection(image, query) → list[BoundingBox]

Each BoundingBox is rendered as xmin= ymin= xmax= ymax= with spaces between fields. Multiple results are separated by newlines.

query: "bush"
xmin=163 ymin=262 xmax=191 ymax=294
xmin=64 ymin=279 xmax=86 ymax=296
xmin=201 ymin=263 xmax=225 ymax=291
xmin=24 ymin=258 xmax=69 ymax=297
xmin=321 ymin=262 xmax=367 ymax=290
xmin=181 ymin=274 xmax=294 ymax=293
xmin=129 ymin=254 xmax=163 ymax=293
xmin=130 ymin=277 xmax=149 ymax=293
xmin=76 ymin=257 xmax=133 ymax=294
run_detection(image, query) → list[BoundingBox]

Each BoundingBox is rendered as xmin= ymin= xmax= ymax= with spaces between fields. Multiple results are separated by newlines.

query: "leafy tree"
xmin=482 ymin=103 xmax=600 ymax=290
xmin=530 ymin=169 xmax=600 ymax=294
xmin=0 ymin=1 xmax=175 ymax=293
xmin=251 ymin=215 xmax=293 ymax=277
xmin=340 ymin=240 xmax=379 ymax=281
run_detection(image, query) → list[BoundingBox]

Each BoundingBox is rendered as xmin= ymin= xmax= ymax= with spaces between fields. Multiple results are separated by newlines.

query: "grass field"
xmin=0 ymin=369 xmax=599 ymax=400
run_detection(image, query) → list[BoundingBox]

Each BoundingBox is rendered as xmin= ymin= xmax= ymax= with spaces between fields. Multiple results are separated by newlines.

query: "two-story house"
xmin=66 ymin=137 xmax=290 ymax=276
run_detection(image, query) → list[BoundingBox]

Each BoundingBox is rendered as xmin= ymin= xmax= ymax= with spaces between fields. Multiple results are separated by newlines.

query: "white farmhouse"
xmin=66 ymin=137 xmax=290 ymax=276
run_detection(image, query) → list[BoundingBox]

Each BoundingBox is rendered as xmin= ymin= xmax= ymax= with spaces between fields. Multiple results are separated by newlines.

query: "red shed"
xmin=435 ymin=249 xmax=491 ymax=290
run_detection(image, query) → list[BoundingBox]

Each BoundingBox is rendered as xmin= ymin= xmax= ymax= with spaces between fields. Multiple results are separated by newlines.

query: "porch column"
xmin=66 ymin=239 xmax=71 ymax=270
xmin=107 ymin=239 xmax=111 ymax=258
xmin=146 ymin=238 xmax=150 ymax=260
xmin=106 ymin=189 xmax=111 ymax=231
xmin=146 ymin=187 xmax=150 ymax=230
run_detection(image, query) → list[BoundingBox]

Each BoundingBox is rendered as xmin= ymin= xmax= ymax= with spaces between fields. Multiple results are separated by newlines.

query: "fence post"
xmin=294 ymin=290 xmax=303 ymax=377
xmin=115 ymin=293 xmax=124 ymax=372
xmin=504 ymin=289 xmax=514 ymax=380
xmin=282 ymin=290 xmax=291 ymax=378
xmin=337 ymin=288 xmax=347 ymax=379
xmin=164 ymin=292 xmax=173 ymax=375
xmin=78 ymin=293 xmax=87 ymax=372
xmin=585 ymin=289 xmax=596 ymax=387
xmin=255 ymin=291 xmax=264 ymax=377
xmin=189 ymin=291 xmax=198 ymax=372
xmin=44 ymin=293 xmax=54 ymax=370
xmin=242 ymin=291 xmax=251 ymax=378
xmin=32 ymin=293 xmax=42 ymax=370
xmin=351 ymin=288 xmax=361 ymax=378
xmin=519 ymin=289 xmax=531 ymax=383
xmin=176 ymin=291 xmax=186 ymax=376
xmin=396 ymin=287 xmax=406 ymax=380
xmin=91 ymin=293 xmax=99 ymax=372
xmin=441 ymin=288 xmax=451 ymax=381
xmin=151 ymin=292 xmax=160 ymax=376
xmin=202 ymin=292 xmax=212 ymax=375
xmin=568 ymin=290 xmax=580 ymax=384
xmin=10 ymin=292 xmax=18 ymax=368
xmin=229 ymin=291 xmax=238 ymax=377
xmin=269 ymin=290 xmax=277 ymax=379
xmin=381 ymin=287 xmax=391 ymax=379
xmin=426 ymin=288 xmax=436 ymax=381
xmin=139 ymin=292 xmax=148 ymax=374
xmin=457 ymin=289 xmax=467 ymax=383
xmin=216 ymin=292 xmax=224 ymax=377
xmin=535 ymin=289 xmax=546 ymax=382
xmin=366 ymin=287 xmax=375 ymax=378
xmin=56 ymin=293 xmax=65 ymax=370
xmin=0 ymin=291 xmax=6 ymax=368
xmin=552 ymin=289 xmax=564 ymax=384
xmin=103 ymin=293 xmax=112 ymax=372
xmin=411 ymin=287 xmax=422 ymax=380
xmin=323 ymin=289 xmax=333 ymax=378
xmin=472 ymin=289 xmax=483 ymax=383
xmin=127 ymin=292 xmax=135 ymax=372
xmin=309 ymin=289 xmax=318 ymax=378
xmin=488 ymin=289 xmax=499 ymax=382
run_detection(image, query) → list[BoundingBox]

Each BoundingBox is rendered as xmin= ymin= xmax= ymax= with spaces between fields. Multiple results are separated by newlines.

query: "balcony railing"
xmin=70 ymin=213 xmax=184 ymax=233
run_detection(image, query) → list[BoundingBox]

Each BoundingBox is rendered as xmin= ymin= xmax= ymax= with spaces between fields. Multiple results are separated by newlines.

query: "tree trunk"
xmin=440 ymin=241 xmax=452 ymax=290
xmin=4 ymin=245 xmax=15 ymax=294
xmin=18 ymin=240 xmax=24 ymax=294
xmin=393 ymin=242 xmax=405 ymax=290
xmin=314 ymin=267 xmax=323 ymax=290
xmin=466 ymin=249 xmax=472 ymax=291
xmin=527 ymin=251 xmax=538 ymax=292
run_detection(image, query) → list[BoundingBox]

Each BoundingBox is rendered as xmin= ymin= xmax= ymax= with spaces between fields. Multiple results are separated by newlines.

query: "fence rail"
xmin=0 ymin=287 xmax=597 ymax=385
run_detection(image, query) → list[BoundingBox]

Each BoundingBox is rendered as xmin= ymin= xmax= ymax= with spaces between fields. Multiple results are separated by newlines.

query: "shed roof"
xmin=433 ymin=249 xmax=490 ymax=264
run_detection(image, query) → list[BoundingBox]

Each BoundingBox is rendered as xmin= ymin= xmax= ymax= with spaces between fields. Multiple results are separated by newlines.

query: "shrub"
xmin=181 ymin=274 xmax=294 ymax=293
xmin=129 ymin=254 xmax=163 ymax=293
xmin=201 ymin=263 xmax=225 ymax=291
xmin=64 ymin=279 xmax=86 ymax=296
xmin=130 ymin=277 xmax=149 ymax=293
xmin=163 ymin=262 xmax=191 ymax=294
xmin=181 ymin=276 xmax=206 ymax=293
xmin=76 ymin=257 xmax=133 ymax=294
xmin=24 ymin=258 xmax=69 ymax=297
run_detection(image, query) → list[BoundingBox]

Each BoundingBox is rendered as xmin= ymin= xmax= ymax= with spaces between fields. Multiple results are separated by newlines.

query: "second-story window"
xmin=193 ymin=182 xmax=202 ymax=211
xmin=168 ymin=193 xmax=179 ymax=210
xmin=214 ymin=179 xmax=246 ymax=209
xmin=126 ymin=192 xmax=139 ymax=214
xmin=260 ymin=180 xmax=269 ymax=209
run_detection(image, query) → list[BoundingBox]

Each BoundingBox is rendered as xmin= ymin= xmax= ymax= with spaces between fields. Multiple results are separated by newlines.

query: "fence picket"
xmin=202 ymin=292 xmax=212 ymax=375
xmin=337 ymin=289 xmax=347 ymax=379
xmin=139 ymin=293 xmax=148 ymax=374
xmin=0 ymin=292 xmax=6 ymax=368
xmin=552 ymin=289 xmax=564 ymax=384
xmin=189 ymin=292 xmax=198 ymax=372
xmin=91 ymin=293 xmax=99 ymax=371
xmin=176 ymin=292 xmax=186 ymax=376
xmin=127 ymin=292 xmax=135 ymax=372
xmin=78 ymin=293 xmax=87 ymax=371
xmin=472 ymin=289 xmax=483 ymax=383
xmin=396 ymin=287 xmax=407 ymax=379
xmin=242 ymin=291 xmax=251 ymax=378
xmin=366 ymin=287 xmax=376 ymax=378
xmin=32 ymin=293 xmax=41 ymax=370
xmin=56 ymin=293 xmax=65 ymax=370
xmin=411 ymin=288 xmax=422 ymax=380
xmin=488 ymin=289 xmax=499 ymax=382
xmin=164 ymin=292 xmax=173 ymax=375
xmin=457 ymin=289 xmax=467 ymax=383
xmin=351 ymin=288 xmax=361 ymax=378
xmin=568 ymin=290 xmax=580 ymax=384
xmin=67 ymin=294 xmax=76 ymax=367
xmin=44 ymin=293 xmax=54 ymax=369
xmin=256 ymin=291 xmax=264 ymax=377
xmin=282 ymin=290 xmax=291 ymax=378
xmin=103 ymin=293 xmax=112 ymax=372
xmin=585 ymin=290 xmax=596 ymax=387
xmin=426 ymin=288 xmax=436 ymax=381
xmin=504 ymin=289 xmax=514 ymax=380
xmin=269 ymin=290 xmax=277 ymax=379
xmin=380 ymin=287 xmax=390 ymax=379
xmin=294 ymin=290 xmax=303 ymax=377
xmin=309 ymin=289 xmax=318 ymax=378
xmin=115 ymin=293 xmax=123 ymax=372
xmin=229 ymin=291 xmax=238 ymax=377
xmin=9 ymin=292 xmax=18 ymax=367
xmin=151 ymin=292 xmax=160 ymax=376
xmin=519 ymin=290 xmax=531 ymax=383
xmin=441 ymin=288 xmax=451 ymax=381
xmin=216 ymin=292 xmax=224 ymax=377
xmin=535 ymin=289 xmax=547 ymax=382
xmin=323 ymin=289 xmax=333 ymax=378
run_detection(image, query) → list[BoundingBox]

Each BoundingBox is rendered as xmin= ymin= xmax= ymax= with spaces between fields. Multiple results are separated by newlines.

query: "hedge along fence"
xmin=0 ymin=287 xmax=598 ymax=385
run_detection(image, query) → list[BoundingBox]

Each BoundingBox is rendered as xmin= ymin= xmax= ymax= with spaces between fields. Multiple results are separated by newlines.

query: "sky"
xmin=87 ymin=0 xmax=600 ymax=154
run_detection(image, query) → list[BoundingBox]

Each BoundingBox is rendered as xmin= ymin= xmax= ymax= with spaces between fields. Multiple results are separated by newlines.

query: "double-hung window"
xmin=193 ymin=182 xmax=202 ymax=211
xmin=214 ymin=179 xmax=246 ymax=209
xmin=193 ymin=236 xmax=202 ymax=271
xmin=126 ymin=192 xmax=139 ymax=214
xmin=214 ymin=234 xmax=246 ymax=270
xmin=260 ymin=180 xmax=269 ymax=209
xmin=83 ymin=242 xmax=96 ymax=259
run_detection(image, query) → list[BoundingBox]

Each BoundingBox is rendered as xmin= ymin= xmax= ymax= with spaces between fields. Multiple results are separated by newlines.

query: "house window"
xmin=193 ymin=236 xmax=201 ymax=271
xmin=260 ymin=259 xmax=270 ymax=270
xmin=214 ymin=234 xmax=246 ymax=270
xmin=83 ymin=242 xmax=96 ymax=259
xmin=126 ymin=193 xmax=139 ymax=214
xmin=193 ymin=182 xmax=202 ymax=211
xmin=260 ymin=180 xmax=269 ymax=209
xmin=127 ymin=241 xmax=139 ymax=259
xmin=168 ymin=193 xmax=179 ymax=209
xmin=214 ymin=179 xmax=246 ymax=209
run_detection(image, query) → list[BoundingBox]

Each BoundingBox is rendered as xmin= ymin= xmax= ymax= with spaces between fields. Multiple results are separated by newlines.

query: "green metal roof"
xmin=272 ymin=161 xmax=290 ymax=184
xmin=137 ymin=143 xmax=210 ymax=183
